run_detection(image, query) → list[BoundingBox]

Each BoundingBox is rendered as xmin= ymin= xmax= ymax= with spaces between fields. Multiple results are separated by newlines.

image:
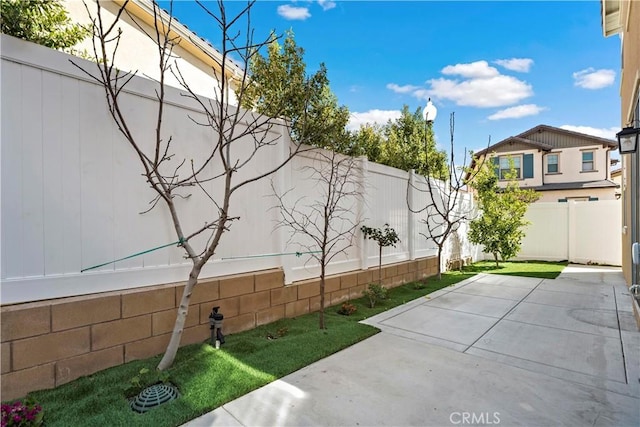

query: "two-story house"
xmin=64 ymin=0 xmax=242 ymax=102
xmin=468 ymin=124 xmax=619 ymax=202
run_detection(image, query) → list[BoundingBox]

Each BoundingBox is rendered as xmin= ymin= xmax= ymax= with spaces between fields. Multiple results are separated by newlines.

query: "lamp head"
xmin=423 ymin=98 xmax=437 ymax=123
xmin=616 ymin=127 xmax=639 ymax=154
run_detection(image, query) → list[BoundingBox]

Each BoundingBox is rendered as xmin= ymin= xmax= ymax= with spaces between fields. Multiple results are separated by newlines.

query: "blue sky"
xmin=167 ymin=1 xmax=621 ymax=159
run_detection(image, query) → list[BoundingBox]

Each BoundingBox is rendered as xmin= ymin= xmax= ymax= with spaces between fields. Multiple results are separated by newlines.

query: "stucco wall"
xmin=64 ymin=0 xmax=239 ymax=104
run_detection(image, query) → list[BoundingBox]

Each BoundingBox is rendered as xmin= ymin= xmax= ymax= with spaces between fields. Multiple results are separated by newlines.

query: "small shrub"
xmin=413 ymin=281 xmax=426 ymax=290
xmin=125 ymin=367 xmax=172 ymax=397
xmin=1 ymin=398 xmax=44 ymax=427
xmin=266 ymin=327 xmax=289 ymax=340
xmin=337 ymin=302 xmax=357 ymax=316
xmin=363 ymin=283 xmax=388 ymax=308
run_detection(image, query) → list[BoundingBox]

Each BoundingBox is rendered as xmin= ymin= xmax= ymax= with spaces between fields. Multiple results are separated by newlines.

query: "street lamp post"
xmin=423 ymin=98 xmax=438 ymax=175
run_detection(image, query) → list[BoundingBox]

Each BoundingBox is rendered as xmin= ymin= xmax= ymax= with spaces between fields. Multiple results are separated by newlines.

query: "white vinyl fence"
xmin=1 ymin=35 xmax=478 ymax=304
xmin=516 ymin=200 xmax=622 ymax=266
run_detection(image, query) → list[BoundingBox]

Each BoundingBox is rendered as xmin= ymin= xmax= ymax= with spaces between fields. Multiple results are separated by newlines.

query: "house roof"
xmin=515 ymin=124 xmax=617 ymax=148
xmin=526 ymin=180 xmax=619 ymax=192
xmin=473 ymin=136 xmax=553 ymax=158
xmin=470 ymin=124 xmax=617 ymax=163
xmin=115 ymin=0 xmax=244 ymax=81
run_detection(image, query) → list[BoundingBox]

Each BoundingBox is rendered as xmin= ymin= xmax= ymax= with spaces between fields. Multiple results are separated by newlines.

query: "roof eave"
xmin=601 ymin=0 xmax=622 ymax=37
xmin=114 ymin=0 xmax=244 ymax=81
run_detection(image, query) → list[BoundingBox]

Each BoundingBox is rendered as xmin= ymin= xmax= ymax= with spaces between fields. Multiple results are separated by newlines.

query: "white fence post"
xmin=358 ymin=156 xmax=370 ymax=270
xmin=277 ymin=128 xmax=296 ymax=284
xmin=408 ymin=169 xmax=416 ymax=260
xmin=567 ymin=200 xmax=576 ymax=263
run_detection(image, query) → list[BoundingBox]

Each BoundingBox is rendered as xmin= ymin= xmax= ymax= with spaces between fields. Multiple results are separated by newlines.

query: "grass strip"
xmin=463 ymin=260 xmax=568 ymax=279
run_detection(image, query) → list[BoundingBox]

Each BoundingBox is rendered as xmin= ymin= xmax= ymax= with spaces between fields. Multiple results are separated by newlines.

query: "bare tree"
xmin=273 ymin=149 xmax=363 ymax=329
xmin=74 ymin=0 xmax=315 ymax=370
xmin=407 ymin=113 xmax=486 ymax=280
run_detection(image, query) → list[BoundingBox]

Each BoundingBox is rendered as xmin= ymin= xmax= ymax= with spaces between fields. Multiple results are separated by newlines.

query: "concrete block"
xmin=330 ymin=289 xmax=351 ymax=306
xmin=125 ymin=334 xmax=170 ymax=363
xmin=397 ymin=263 xmax=409 ymax=275
xmin=286 ymin=299 xmax=310 ymax=318
xmin=12 ymin=327 xmax=90 ymax=370
xmin=1 ymin=363 xmax=55 ymax=401
xmin=182 ymin=324 xmax=210 ymax=346
xmin=1 ymin=342 xmax=11 ymax=373
xmin=349 ymin=285 xmax=366 ymax=300
xmin=225 ymin=313 xmax=256 ymax=334
xmin=357 ymin=270 xmax=373 ymax=286
xmin=56 ymin=346 xmax=123 ymax=385
xmin=176 ymin=278 xmax=219 ymax=305
xmin=92 ymin=315 xmax=151 ymax=350
xmin=219 ymin=274 xmax=255 ymax=299
xmin=297 ymin=281 xmax=320 ymax=299
xmin=255 ymin=270 xmax=284 ymax=292
xmin=271 ymin=286 xmax=298 ymax=306
xmin=257 ymin=306 xmax=285 ymax=326
xmin=309 ymin=295 xmax=322 ymax=312
xmin=1 ymin=304 xmax=50 ymax=342
xmin=51 ymin=295 xmax=120 ymax=331
xmin=340 ymin=273 xmax=358 ymax=289
xmin=152 ymin=305 xmax=199 ymax=336
xmin=122 ymin=287 xmax=175 ymax=318
xmin=239 ymin=290 xmax=271 ymax=315
xmin=323 ymin=277 xmax=341 ymax=293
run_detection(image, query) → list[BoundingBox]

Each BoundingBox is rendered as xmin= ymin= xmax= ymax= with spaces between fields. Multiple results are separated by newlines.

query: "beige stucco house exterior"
xmin=601 ymin=0 xmax=640 ymax=298
xmin=469 ymin=124 xmax=618 ymax=202
xmin=64 ymin=0 xmax=242 ymax=103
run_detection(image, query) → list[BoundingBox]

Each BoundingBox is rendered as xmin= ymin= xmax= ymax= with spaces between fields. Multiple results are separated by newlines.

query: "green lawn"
xmin=14 ymin=262 xmax=563 ymax=426
xmin=463 ymin=260 xmax=568 ymax=279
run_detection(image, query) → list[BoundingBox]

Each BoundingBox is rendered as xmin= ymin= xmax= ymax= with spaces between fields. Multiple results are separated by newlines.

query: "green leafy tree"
xmin=351 ymin=105 xmax=448 ymax=178
xmin=468 ymin=157 xmax=539 ymax=267
xmin=348 ymin=123 xmax=384 ymax=160
xmin=361 ymin=223 xmax=400 ymax=283
xmin=0 ymin=0 xmax=88 ymax=51
xmin=241 ymin=30 xmax=349 ymax=149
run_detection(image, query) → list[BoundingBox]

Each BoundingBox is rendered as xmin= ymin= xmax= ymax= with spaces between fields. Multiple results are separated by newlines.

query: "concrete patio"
xmin=185 ymin=265 xmax=640 ymax=426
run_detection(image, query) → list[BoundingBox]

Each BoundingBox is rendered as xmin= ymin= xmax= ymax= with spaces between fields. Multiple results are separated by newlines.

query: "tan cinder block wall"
xmin=0 ymin=256 xmax=439 ymax=400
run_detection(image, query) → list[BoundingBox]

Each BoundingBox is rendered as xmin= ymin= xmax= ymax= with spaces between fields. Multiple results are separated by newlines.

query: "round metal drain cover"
xmin=130 ymin=383 xmax=180 ymax=413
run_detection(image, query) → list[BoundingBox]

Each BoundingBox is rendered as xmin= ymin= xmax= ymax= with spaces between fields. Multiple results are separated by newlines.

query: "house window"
xmin=547 ymin=154 xmax=559 ymax=173
xmin=582 ymin=151 xmax=594 ymax=172
xmin=499 ymin=155 xmax=521 ymax=179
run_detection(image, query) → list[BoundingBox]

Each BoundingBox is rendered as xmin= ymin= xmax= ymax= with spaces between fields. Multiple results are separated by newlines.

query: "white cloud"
xmin=318 ymin=0 xmax=336 ymax=11
xmin=347 ymin=110 xmax=401 ymax=131
xmin=488 ymin=104 xmax=545 ymax=120
xmin=441 ymin=60 xmax=499 ymax=78
xmin=572 ymin=68 xmax=615 ymax=89
xmin=277 ymin=5 xmax=311 ymax=20
xmin=428 ymin=75 xmax=533 ymax=107
xmin=559 ymin=125 xmax=618 ymax=140
xmin=386 ymin=83 xmax=419 ymax=94
xmin=494 ymin=58 xmax=533 ymax=72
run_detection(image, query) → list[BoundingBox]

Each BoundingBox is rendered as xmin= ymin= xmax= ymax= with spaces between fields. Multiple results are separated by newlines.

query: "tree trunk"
xmin=319 ymin=265 xmax=326 ymax=330
xmin=157 ymin=265 xmax=201 ymax=370
xmin=436 ymin=245 xmax=443 ymax=280
xmin=378 ymin=245 xmax=383 ymax=283
xmin=493 ymin=253 xmax=499 ymax=268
